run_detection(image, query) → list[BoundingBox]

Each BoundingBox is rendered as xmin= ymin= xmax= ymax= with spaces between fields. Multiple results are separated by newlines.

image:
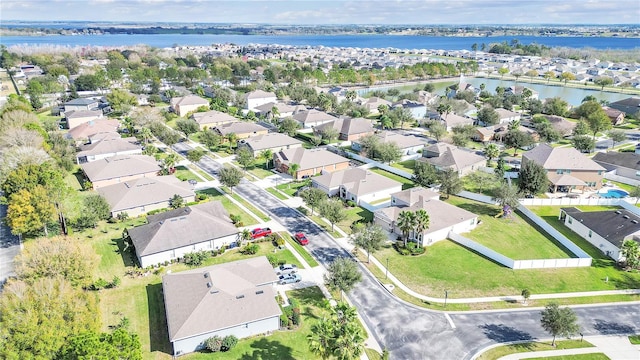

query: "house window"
xmin=568 ymin=218 xmax=572 ymax=224
xmin=566 ymin=170 xmax=571 ymax=174
xmin=556 ymin=169 xmax=563 ymax=174
xmin=589 ymin=230 xmax=592 ymax=238
xmin=598 ymin=171 xmax=603 ymax=175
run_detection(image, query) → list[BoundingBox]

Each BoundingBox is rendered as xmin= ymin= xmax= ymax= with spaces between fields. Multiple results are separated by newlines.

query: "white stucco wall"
xmin=79 ymin=149 xmax=143 ymax=163
xmin=355 ymin=185 xmax=403 ymax=205
xmin=247 ymin=96 xmax=277 ymax=111
xmin=111 ymin=195 xmax=196 ymax=218
xmin=173 ymin=315 xmax=280 ymax=356
xmin=563 ymin=215 xmax=621 ymax=260
xmin=138 ymin=233 xmax=238 ymax=268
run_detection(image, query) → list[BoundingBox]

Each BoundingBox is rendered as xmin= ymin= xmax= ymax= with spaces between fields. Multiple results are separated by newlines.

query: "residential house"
xmin=560 ymin=207 xmax=640 ymax=261
xmin=191 ymin=110 xmax=238 ymax=130
xmin=522 ymin=143 xmax=606 ymax=192
xmin=360 ymin=97 xmax=392 ymax=114
xmin=353 ymin=131 xmax=426 ymax=155
xmin=608 ymin=97 xmax=640 ymax=117
xmin=170 ymin=95 xmax=209 ymax=117
xmin=475 ymin=124 xmax=539 ymax=143
xmin=253 ymin=102 xmax=305 ymax=119
xmin=506 ymin=86 xmax=539 ymax=100
xmin=238 ymin=133 xmax=303 ymax=157
xmin=374 ymin=187 xmax=478 ymax=245
xmin=162 ymin=257 xmax=281 ymax=356
xmin=441 ymin=113 xmax=474 ymax=131
xmin=65 ymin=109 xmax=103 ymax=129
xmin=63 ymin=97 xmax=100 ymax=112
xmin=312 ymin=168 xmax=402 ymax=205
xmin=245 ymin=90 xmax=277 ymax=111
xmin=393 ymin=99 xmax=427 ymax=119
xmin=97 ymin=175 xmax=195 ymax=218
xmin=602 ymin=106 xmax=625 ymax=125
xmin=76 ymin=132 xmax=142 ymax=163
xmin=419 ymin=143 xmax=486 ymax=176
xmin=80 ymin=155 xmax=160 ymax=189
xmin=495 ymin=108 xmax=522 ymax=125
xmin=66 ymin=119 xmax=120 ymax=143
xmin=274 ymin=148 xmax=350 ymax=180
xmin=213 ymin=122 xmax=269 ymax=140
xmin=592 ymin=152 xmax=640 ymax=182
xmin=313 ymin=117 xmax=374 ymax=141
xmin=291 ymin=109 xmax=339 ymax=128
xmin=540 ymin=115 xmax=576 ymax=137
xmin=128 ymin=201 xmax=239 ymax=268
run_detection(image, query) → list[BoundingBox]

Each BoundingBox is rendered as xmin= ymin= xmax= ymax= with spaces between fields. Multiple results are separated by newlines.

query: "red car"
xmin=294 ymin=232 xmax=309 ymax=246
xmin=251 ymin=227 xmax=272 ymax=239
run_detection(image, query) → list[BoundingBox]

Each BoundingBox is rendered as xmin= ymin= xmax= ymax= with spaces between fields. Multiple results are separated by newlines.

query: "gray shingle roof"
xmin=97 ymin=176 xmax=194 ymax=213
xmin=81 ymin=155 xmax=160 ymax=182
xmin=65 ymin=97 xmax=98 ymax=106
xmin=213 ymin=122 xmax=268 ymax=136
xmin=593 ymin=151 xmax=640 ymax=171
xmin=239 ymin=133 xmax=302 ymax=152
xmin=76 ymin=133 xmax=141 ymax=158
xmin=561 ymin=207 xmax=640 ymax=248
xmin=391 ymin=187 xmax=440 ymax=206
xmin=162 ymin=256 xmax=281 ymax=341
xmin=191 ymin=110 xmax=237 ymax=126
xmin=128 ymin=201 xmax=238 ymax=257
xmin=291 ymin=109 xmax=338 ymax=126
xmin=66 ymin=119 xmax=120 ymax=140
xmin=313 ymin=168 xmax=401 ymax=196
xmin=245 ymin=90 xmax=276 ymax=100
xmin=315 ymin=117 xmax=374 ymax=137
xmin=66 ymin=109 xmax=102 ymax=119
xmin=376 ymin=131 xmax=427 ymax=150
xmin=421 ymin=144 xmax=485 ymax=171
xmin=276 ymin=148 xmax=349 ymax=171
xmin=523 ymin=143 xmax=606 ymax=171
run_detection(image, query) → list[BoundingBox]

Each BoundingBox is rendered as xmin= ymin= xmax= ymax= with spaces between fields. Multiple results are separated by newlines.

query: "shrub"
xmin=292 ymin=307 xmax=301 ymax=325
xmin=205 ymin=335 xmax=223 ymax=353
xmin=229 ymin=214 xmax=241 ymax=224
xmin=297 ymin=206 xmax=308 ymax=215
xmin=221 ymin=335 xmax=238 ymax=352
xmin=110 ymin=275 xmax=121 ymax=288
xmin=91 ymin=277 xmax=109 ymax=290
xmin=116 ymin=212 xmax=129 ymax=222
xmin=267 ymin=254 xmax=279 ymax=266
xmin=183 ymin=250 xmax=210 ymax=266
xmin=406 ymin=242 xmax=426 ymax=255
xmin=241 ymin=243 xmax=259 ymax=255
xmin=275 ymin=235 xmax=285 ymax=247
xmin=346 ymin=200 xmax=356 ymax=207
xmin=196 ymin=193 xmax=208 ymax=201
xmin=280 ymin=313 xmax=289 ymax=327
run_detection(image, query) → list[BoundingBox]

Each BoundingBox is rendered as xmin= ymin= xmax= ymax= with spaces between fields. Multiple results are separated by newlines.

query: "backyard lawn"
xmin=336 ymin=206 xmax=374 ymax=235
xmin=196 ymin=188 xmax=258 ymax=226
xmin=390 ymin=159 xmax=416 ymax=174
xmin=174 ymin=165 xmax=201 ymax=182
xmin=370 ymin=167 xmax=415 ymax=190
xmin=276 ymin=179 xmax=311 ymax=197
xmin=446 ymin=197 xmax=574 ymax=260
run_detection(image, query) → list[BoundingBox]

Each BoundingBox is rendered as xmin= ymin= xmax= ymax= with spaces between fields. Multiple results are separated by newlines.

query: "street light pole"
xmin=444 ymin=290 xmax=448 ymax=308
xmin=385 ymin=258 xmax=389 ymax=280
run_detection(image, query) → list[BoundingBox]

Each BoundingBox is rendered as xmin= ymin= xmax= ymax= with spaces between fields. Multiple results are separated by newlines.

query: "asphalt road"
xmin=175 ymin=143 xmax=640 ymax=360
xmin=0 ymin=201 xmax=20 ymax=287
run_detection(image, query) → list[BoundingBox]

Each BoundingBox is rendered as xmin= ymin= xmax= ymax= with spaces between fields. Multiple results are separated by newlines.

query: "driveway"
xmin=178 ymin=142 xmax=640 ymax=359
xmin=0 ymin=202 xmax=20 ymax=287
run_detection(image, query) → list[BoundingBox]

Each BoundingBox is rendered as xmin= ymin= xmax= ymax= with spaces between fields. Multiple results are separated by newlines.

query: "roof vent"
xmin=236 ymin=295 xmax=245 ymax=299
xmin=633 ymin=220 xmax=639 ymax=224
xmin=615 ymin=210 xmax=622 ymax=214
xmin=624 ymin=215 xmax=630 ymax=219
xmin=203 ymin=273 xmax=209 ymax=278
xmin=256 ymin=290 xmax=264 ymax=295
xmin=206 ymin=282 xmax=212 ymax=288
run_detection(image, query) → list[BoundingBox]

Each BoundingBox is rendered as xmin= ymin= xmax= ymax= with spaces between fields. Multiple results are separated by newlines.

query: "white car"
xmin=275 ymin=264 xmax=298 ymax=275
xmin=278 ymin=273 xmax=302 ymax=285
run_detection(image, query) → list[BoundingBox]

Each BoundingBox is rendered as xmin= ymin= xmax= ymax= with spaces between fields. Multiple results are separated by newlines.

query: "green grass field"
xmin=266 ymin=187 xmax=289 ymax=200
xmin=336 ymin=206 xmax=374 ymax=235
xmin=276 ymin=180 xmax=311 ymax=197
xmin=196 ymin=188 xmax=258 ymax=226
xmin=370 ymin=168 xmax=415 ymax=190
xmin=476 ymin=340 xmax=594 ymax=360
xmin=447 ymin=197 xmax=574 ymax=260
xmin=174 ymin=165 xmax=201 ymax=182
xmin=527 ymin=354 xmax=610 ymax=360
xmin=390 ymin=159 xmax=416 ymax=174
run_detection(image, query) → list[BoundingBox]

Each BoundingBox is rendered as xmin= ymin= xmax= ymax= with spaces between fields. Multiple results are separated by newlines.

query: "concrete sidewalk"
xmin=496 ymin=335 xmax=640 ymax=360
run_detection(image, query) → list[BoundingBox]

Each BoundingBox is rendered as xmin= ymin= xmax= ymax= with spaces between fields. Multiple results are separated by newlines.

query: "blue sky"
xmin=2 ymin=0 xmax=639 ymax=25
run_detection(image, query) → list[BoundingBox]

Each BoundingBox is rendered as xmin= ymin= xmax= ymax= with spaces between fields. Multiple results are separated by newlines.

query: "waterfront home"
xmin=560 ymin=207 xmax=640 ymax=262
xmin=97 ymin=175 xmax=195 ymax=218
xmin=522 ymin=143 xmax=606 ymax=192
xmin=608 ymin=97 xmax=640 ymax=117
xmin=162 ymin=257 xmax=281 ymax=356
xmin=128 ymin=201 xmax=239 ymax=268
xmin=238 ymin=133 xmax=303 ymax=157
xmin=393 ymin=99 xmax=427 ymax=119
xmin=495 ymin=108 xmax=522 ymax=124
xmin=374 ymin=187 xmax=478 ymax=245
xmin=312 ymin=168 xmax=402 ymax=205
xmin=602 ymin=106 xmax=625 ymax=125
xmin=81 ymin=154 xmax=160 ymax=190
xmin=274 ymin=148 xmax=350 ymax=180
xmin=170 ymin=95 xmax=209 ymax=117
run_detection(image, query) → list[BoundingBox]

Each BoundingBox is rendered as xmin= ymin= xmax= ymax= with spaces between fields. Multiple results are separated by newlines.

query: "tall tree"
xmin=607 ymin=129 xmax=626 ymax=148
xmin=324 ymin=257 xmax=362 ymax=298
xmin=218 ymin=165 xmax=243 ymax=194
xmin=477 ymin=106 xmax=499 ymax=126
xmin=397 ymin=210 xmax=416 ymax=247
xmin=350 ymin=223 xmax=387 ymax=263
xmin=484 ymin=143 xmax=500 ymax=167
xmin=318 ymin=198 xmax=346 ymax=232
xmin=586 ymin=109 xmax=612 ymax=140
xmin=493 ymin=183 xmax=521 ymax=211
xmin=226 ymin=132 xmax=237 ymax=152
xmin=235 ymin=147 xmax=255 ymax=170
xmin=621 ymin=239 xmax=640 ymax=270
xmin=540 ymin=302 xmax=580 ymax=347
xmin=572 ymin=135 xmax=596 ymax=153
xmin=175 ymin=119 xmax=199 ymax=138
xmin=308 ymin=302 xmax=364 ymax=360
xmin=413 ymin=161 xmax=439 ymax=187
xmin=260 ymin=149 xmax=273 ymax=169
xmin=413 ymin=209 xmax=430 ymax=246
xmin=279 ymin=117 xmax=300 ymax=137
xmin=428 ymin=122 xmax=447 ymax=142
xmin=518 ymin=161 xmax=549 ymax=196
xmin=6 ymin=186 xmax=56 ymax=237
xmin=439 ymin=168 xmax=462 ymax=199
xmin=300 ymin=187 xmax=327 ymax=215
xmin=503 ymin=129 xmax=533 ymax=156
xmin=288 ymin=163 xmax=300 ymax=181
xmin=377 ymin=142 xmax=402 ymax=164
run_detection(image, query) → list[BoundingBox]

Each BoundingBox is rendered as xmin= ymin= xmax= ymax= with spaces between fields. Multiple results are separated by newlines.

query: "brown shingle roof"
xmin=97 ymin=176 xmax=194 ymax=213
xmin=276 ymin=148 xmax=349 ymax=171
xmin=81 ymin=155 xmax=160 ymax=182
xmin=76 ymin=133 xmax=141 ymax=158
xmin=523 ymin=143 xmax=606 ymax=171
xmin=66 ymin=119 xmax=120 ymax=140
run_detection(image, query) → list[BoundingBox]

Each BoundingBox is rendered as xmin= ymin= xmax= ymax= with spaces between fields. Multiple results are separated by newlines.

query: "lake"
xmin=2 ymin=33 xmax=640 ymax=50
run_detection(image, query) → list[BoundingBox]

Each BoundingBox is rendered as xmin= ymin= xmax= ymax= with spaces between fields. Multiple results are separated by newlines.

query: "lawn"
xmin=266 ymin=187 xmax=289 ymax=200
xmin=527 ymin=354 xmax=610 ymax=360
xmin=629 ymin=335 xmax=640 ymax=345
xmin=283 ymin=232 xmax=320 ymax=267
xmin=87 ymin=220 xmax=304 ymax=360
xmin=446 ymin=197 xmax=574 ymax=260
xmin=476 ymin=340 xmax=594 ymax=360
xmin=390 ymin=159 xmax=416 ymax=174
xmin=182 ymin=287 xmax=327 ymax=360
xmin=174 ymin=165 xmax=201 ymax=182
xmin=276 ymin=179 xmax=311 ymax=197
xmin=370 ymin=168 xmax=415 ymax=190
xmin=196 ymin=188 xmax=258 ymax=226
xmin=336 ymin=206 xmax=374 ymax=235
xmin=233 ymin=158 xmax=275 ymax=179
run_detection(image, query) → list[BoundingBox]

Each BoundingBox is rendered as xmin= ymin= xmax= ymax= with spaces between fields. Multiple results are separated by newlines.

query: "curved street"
xmin=174 ymin=143 xmax=640 ymax=359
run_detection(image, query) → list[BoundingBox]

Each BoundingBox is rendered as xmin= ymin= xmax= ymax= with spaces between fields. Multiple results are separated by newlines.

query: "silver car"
xmin=278 ymin=273 xmax=302 ymax=285
xmin=275 ymin=264 xmax=298 ymax=275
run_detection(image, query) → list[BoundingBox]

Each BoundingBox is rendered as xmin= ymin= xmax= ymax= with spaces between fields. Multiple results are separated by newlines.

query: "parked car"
xmin=251 ymin=227 xmax=272 ymax=239
xmin=275 ymin=264 xmax=298 ymax=275
xmin=294 ymin=232 xmax=309 ymax=246
xmin=278 ymin=273 xmax=302 ymax=285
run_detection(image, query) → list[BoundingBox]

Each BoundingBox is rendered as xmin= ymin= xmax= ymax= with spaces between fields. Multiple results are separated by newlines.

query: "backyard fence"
xmin=343 ymin=151 xmax=414 ymax=180
xmin=519 ymin=197 xmax=631 ymax=206
xmin=604 ymin=172 xmax=640 ymax=187
xmin=457 ymin=190 xmax=497 ymax=205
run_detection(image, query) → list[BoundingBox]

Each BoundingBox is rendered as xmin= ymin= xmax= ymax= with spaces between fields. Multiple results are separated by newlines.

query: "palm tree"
xmin=239 ymin=228 xmax=252 ymax=246
xmin=413 ymin=209 xmax=430 ymax=246
xmin=507 ymin=119 xmax=521 ymax=131
xmin=260 ymin=149 xmax=273 ymax=169
xmin=307 ymin=317 xmax=334 ymax=360
xmin=396 ymin=210 xmax=416 ymax=247
xmin=379 ymin=115 xmax=392 ymax=130
xmin=436 ymin=103 xmax=452 ymax=120
xmin=484 ymin=143 xmax=500 ymax=167
xmin=270 ymin=106 xmax=280 ymax=121
xmin=226 ymin=132 xmax=237 ymax=153
xmin=139 ymin=127 xmax=153 ymax=145
xmin=162 ymin=153 xmax=178 ymax=174
xmin=288 ymin=163 xmax=300 ymax=183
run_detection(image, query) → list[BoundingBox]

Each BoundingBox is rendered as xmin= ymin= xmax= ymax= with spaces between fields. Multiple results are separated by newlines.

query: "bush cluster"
xmin=394 ymin=242 xmax=426 ymax=256
xmin=280 ymin=298 xmax=301 ymax=329
xmin=204 ymin=335 xmax=238 ymax=353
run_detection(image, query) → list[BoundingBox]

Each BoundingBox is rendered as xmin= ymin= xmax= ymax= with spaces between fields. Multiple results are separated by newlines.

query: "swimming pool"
xmin=598 ymin=189 xmax=629 ymax=198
